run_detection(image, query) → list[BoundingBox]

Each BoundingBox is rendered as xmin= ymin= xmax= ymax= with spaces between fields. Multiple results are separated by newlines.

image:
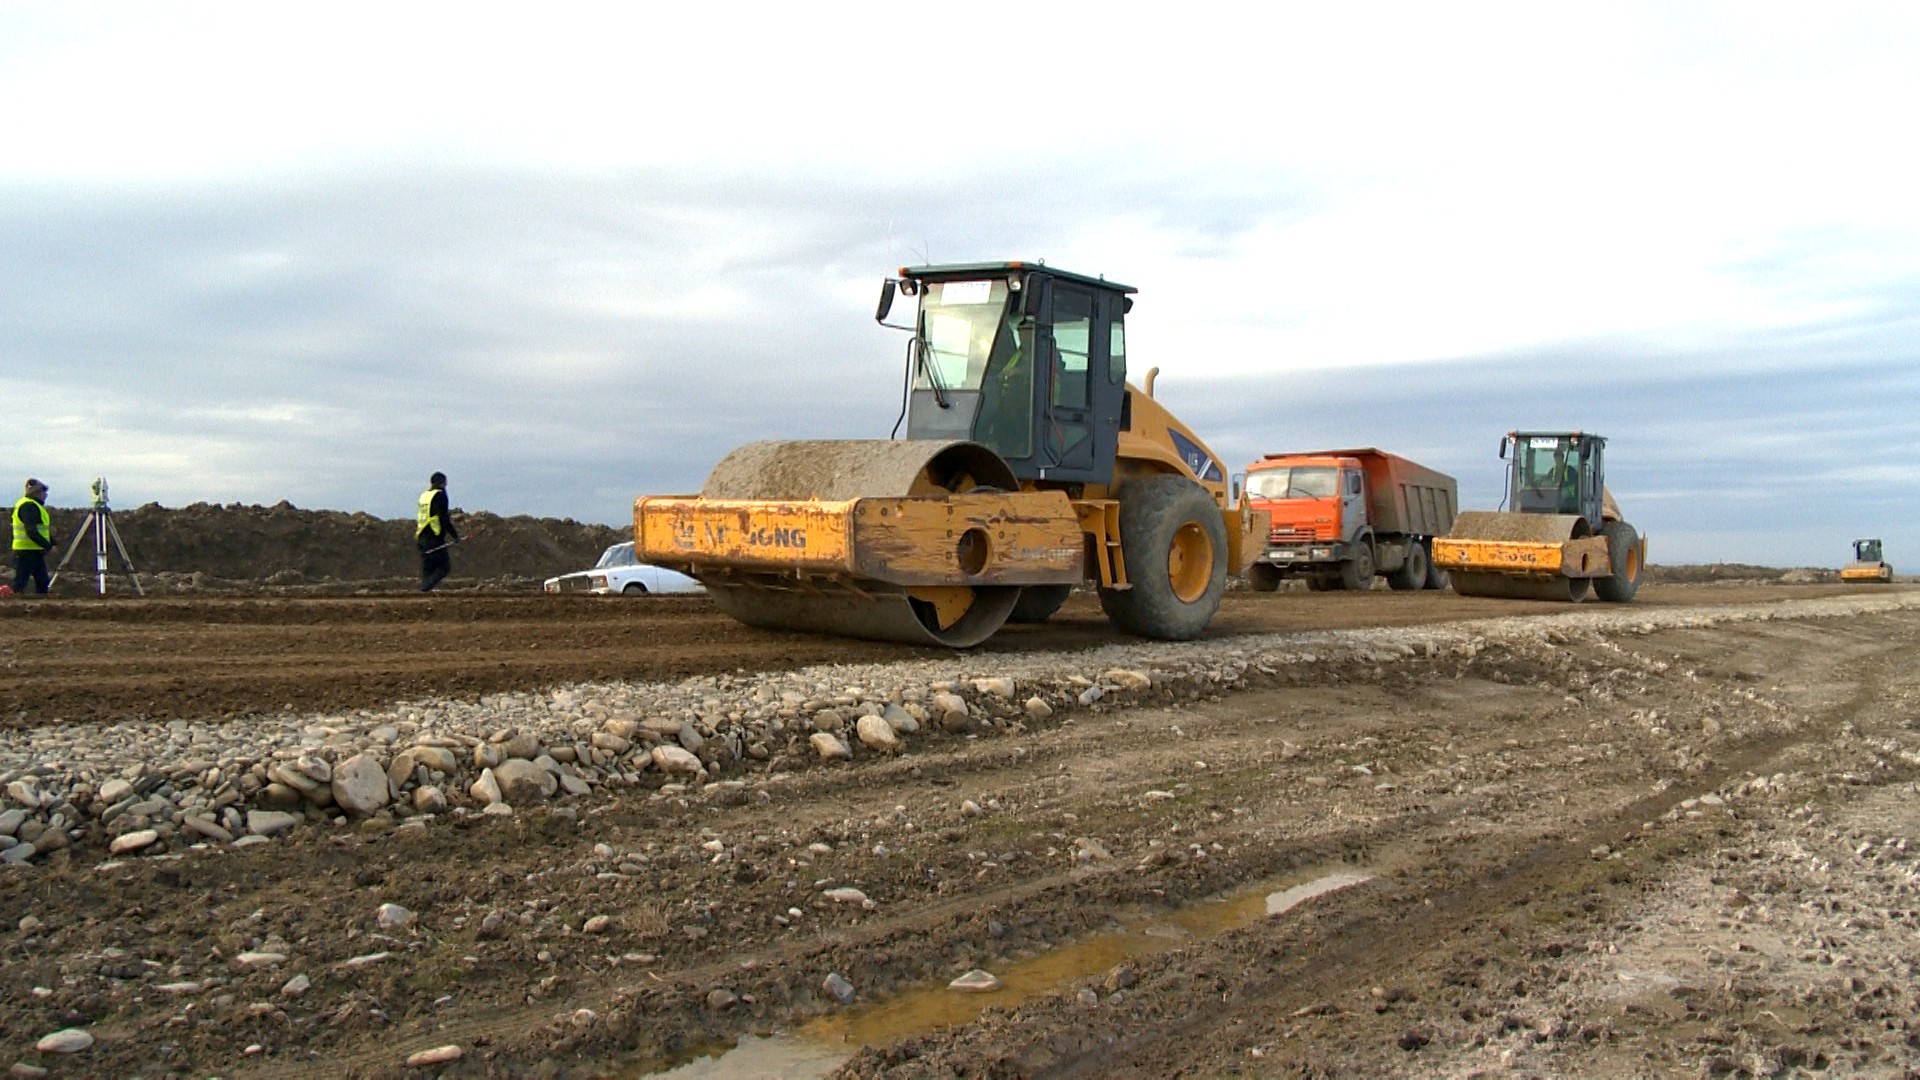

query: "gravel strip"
xmin=3 ymin=592 xmax=1916 ymax=867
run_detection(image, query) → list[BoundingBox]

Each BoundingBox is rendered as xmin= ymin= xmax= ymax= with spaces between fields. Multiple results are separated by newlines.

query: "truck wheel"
xmin=1387 ymin=542 xmax=1427 ymax=591
xmin=1248 ymin=563 xmax=1282 ymax=593
xmin=1099 ymin=475 xmax=1228 ymax=640
xmin=1339 ymin=543 xmax=1375 ymax=592
xmin=1423 ymin=542 xmax=1449 ymax=590
xmin=1593 ymin=521 xmax=1642 ymax=602
xmin=1008 ymin=584 xmax=1073 ymax=623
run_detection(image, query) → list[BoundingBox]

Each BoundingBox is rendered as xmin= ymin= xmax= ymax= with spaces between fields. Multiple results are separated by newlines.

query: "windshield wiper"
xmin=913 ymin=329 xmax=953 ymax=409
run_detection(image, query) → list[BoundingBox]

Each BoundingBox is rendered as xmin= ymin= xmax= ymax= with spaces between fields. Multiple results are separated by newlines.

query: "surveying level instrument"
xmin=50 ymin=476 xmax=146 ymax=596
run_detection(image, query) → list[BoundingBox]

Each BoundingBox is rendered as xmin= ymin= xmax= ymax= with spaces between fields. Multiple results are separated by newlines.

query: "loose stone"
xmin=246 ymin=811 xmax=300 ymax=837
xmin=331 ymin=753 xmax=392 ymax=816
xmin=34 ymin=1029 xmax=93 ymax=1054
xmin=406 ymin=1045 xmax=464 ymax=1067
xmin=108 ymin=829 xmax=159 ymax=855
xmin=855 ymin=715 xmax=900 ymax=753
xmin=949 ymin=969 xmax=1003 ymax=993
xmin=810 ymin=733 xmax=852 ymax=761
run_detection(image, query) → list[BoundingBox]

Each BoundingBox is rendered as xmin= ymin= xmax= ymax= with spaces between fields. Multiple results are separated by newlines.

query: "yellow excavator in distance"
xmin=1840 ymin=538 xmax=1893 ymax=583
xmin=632 ymin=261 xmax=1267 ymax=648
xmin=1433 ymin=430 xmax=1645 ymax=602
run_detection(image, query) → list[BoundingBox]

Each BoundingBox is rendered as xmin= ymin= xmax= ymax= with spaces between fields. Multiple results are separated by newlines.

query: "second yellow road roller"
xmin=1433 ymin=430 xmax=1645 ymax=602
xmin=632 ymin=261 xmax=1267 ymax=647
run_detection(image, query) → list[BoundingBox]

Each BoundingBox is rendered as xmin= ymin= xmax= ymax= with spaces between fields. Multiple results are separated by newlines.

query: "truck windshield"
xmin=1246 ymin=466 xmax=1337 ymax=499
xmin=915 ymin=279 xmax=1014 ymax=392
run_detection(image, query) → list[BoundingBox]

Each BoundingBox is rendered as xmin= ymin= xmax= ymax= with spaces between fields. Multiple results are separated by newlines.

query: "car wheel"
xmin=622 ymin=583 xmax=648 ymax=595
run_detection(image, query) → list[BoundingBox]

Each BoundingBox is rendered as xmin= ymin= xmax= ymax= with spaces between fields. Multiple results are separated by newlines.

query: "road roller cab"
xmin=633 ymin=262 xmax=1266 ymax=648
xmin=879 ymin=262 xmax=1133 ymax=487
xmin=1431 ymin=431 xmax=1646 ymax=603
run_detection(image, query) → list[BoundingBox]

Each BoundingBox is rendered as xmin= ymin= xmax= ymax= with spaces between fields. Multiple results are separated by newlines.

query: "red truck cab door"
xmin=1339 ymin=467 xmax=1367 ymax=542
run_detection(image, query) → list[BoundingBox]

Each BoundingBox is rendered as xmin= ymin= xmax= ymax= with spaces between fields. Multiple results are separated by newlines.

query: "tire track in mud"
xmin=842 ymin=613 xmax=1920 ymax=1078
xmin=12 ymin=594 xmax=1917 ymax=1078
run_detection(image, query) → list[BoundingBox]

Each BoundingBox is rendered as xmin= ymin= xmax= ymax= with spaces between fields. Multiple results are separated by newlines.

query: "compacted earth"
xmin=0 ymin=582 xmax=1917 ymax=1079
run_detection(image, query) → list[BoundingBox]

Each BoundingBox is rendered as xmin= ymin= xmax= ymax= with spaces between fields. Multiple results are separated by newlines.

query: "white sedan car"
xmin=543 ymin=542 xmax=703 ymax=596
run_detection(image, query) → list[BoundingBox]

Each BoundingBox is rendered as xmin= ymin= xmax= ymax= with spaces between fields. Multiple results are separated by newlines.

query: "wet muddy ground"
xmin=2 ymin=584 xmax=1918 ymax=1078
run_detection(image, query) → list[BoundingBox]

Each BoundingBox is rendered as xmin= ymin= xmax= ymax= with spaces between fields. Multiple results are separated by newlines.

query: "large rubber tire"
xmin=1387 ymin=542 xmax=1427 ymax=591
xmin=1423 ymin=541 xmax=1449 ymax=590
xmin=1098 ymin=476 xmax=1229 ymax=641
xmin=1008 ymin=584 xmax=1073 ymax=624
xmin=1593 ymin=521 xmax=1642 ymax=603
xmin=1339 ymin=543 xmax=1376 ymax=592
xmin=1248 ymin=563 xmax=1283 ymax=593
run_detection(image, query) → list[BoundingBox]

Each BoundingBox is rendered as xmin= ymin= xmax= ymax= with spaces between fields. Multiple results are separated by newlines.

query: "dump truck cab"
xmin=880 ymin=262 xmax=1131 ymax=486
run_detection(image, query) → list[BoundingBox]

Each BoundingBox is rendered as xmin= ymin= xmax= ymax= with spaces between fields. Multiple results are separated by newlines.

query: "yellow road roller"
xmin=1840 ymin=538 xmax=1893 ymax=583
xmin=1432 ymin=431 xmax=1645 ymax=602
xmin=632 ymin=262 xmax=1267 ymax=647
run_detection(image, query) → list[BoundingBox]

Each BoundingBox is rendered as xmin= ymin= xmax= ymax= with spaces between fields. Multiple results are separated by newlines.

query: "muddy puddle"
xmin=634 ymin=868 xmax=1374 ymax=1078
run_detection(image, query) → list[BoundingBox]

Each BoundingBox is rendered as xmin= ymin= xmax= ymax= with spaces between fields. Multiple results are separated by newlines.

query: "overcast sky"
xmin=3 ymin=3 xmax=1916 ymax=567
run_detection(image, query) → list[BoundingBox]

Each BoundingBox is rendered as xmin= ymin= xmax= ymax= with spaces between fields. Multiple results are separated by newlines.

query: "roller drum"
xmin=702 ymin=439 xmax=1016 ymax=500
xmin=1441 ymin=512 xmax=1593 ymax=602
xmin=1447 ymin=571 xmax=1592 ymax=602
xmin=696 ymin=439 xmax=1026 ymax=648
xmin=708 ymin=582 xmax=1021 ymax=649
xmin=1446 ymin=511 xmax=1584 ymax=546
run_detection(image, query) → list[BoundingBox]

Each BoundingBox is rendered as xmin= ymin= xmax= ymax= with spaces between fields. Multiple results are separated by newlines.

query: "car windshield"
xmin=595 ymin=542 xmax=636 ymax=569
xmin=1245 ymin=466 xmax=1337 ymax=499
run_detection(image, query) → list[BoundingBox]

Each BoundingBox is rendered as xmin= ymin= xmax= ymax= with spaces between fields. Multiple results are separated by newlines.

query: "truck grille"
xmin=1269 ymin=525 xmax=1317 ymax=544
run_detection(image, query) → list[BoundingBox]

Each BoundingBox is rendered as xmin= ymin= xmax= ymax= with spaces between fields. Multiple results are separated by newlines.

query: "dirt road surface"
xmin=2 ymin=583 xmax=1919 ymax=1078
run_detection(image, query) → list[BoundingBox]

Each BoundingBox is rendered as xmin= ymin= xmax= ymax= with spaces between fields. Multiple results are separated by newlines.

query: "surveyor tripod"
xmin=50 ymin=477 xmax=145 ymax=596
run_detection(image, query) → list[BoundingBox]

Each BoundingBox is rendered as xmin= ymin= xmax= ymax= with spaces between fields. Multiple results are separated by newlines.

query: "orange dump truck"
xmin=1243 ymin=449 xmax=1458 ymax=592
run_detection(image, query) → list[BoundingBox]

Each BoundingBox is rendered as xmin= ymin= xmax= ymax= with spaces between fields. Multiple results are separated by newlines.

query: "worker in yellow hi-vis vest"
xmin=11 ymin=478 xmax=55 ymax=596
xmin=415 ymin=471 xmax=461 ymax=592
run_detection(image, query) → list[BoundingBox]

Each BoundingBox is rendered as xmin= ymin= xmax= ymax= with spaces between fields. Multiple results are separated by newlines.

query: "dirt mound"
xmin=41 ymin=502 xmax=625 ymax=591
xmin=1646 ymin=562 xmax=1837 ymax=585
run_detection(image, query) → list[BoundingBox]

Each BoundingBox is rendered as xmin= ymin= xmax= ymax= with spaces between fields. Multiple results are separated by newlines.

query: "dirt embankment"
xmin=24 ymin=501 xmax=1849 ymax=595
xmin=39 ymin=503 xmax=625 ymax=592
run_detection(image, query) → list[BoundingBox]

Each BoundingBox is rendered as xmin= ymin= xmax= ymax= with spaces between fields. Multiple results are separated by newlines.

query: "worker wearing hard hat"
xmin=416 ymin=471 xmax=461 ymax=592
xmin=11 ymin=478 xmax=55 ymax=595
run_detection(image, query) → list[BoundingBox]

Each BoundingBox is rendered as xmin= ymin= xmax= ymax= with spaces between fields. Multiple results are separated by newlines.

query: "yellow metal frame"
xmin=635 ymin=491 xmax=1084 ymax=588
xmin=1432 ymin=535 xmax=1613 ymax=579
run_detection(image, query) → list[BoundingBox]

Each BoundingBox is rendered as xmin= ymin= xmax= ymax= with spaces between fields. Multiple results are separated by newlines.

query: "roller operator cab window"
xmin=1245 ymin=466 xmax=1338 ymax=500
xmin=1515 ymin=437 xmax=1581 ymax=515
xmin=915 ymin=277 xmax=1033 ymax=459
xmin=916 ymin=279 xmax=1011 ymax=391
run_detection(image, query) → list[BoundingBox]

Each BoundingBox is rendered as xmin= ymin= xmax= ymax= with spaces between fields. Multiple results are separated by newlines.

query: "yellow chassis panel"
xmin=635 ymin=492 xmax=1084 ymax=587
xmin=1433 ymin=535 xmax=1612 ymax=578
xmin=1840 ymin=563 xmax=1892 ymax=582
